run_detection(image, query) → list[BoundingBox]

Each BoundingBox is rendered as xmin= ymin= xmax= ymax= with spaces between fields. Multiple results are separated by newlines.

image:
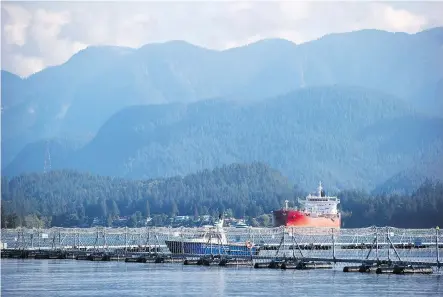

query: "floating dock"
xmin=1 ymin=226 xmax=441 ymax=275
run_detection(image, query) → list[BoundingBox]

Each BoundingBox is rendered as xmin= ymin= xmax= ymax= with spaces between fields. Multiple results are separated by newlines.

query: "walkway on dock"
xmin=1 ymin=226 xmax=441 ymax=269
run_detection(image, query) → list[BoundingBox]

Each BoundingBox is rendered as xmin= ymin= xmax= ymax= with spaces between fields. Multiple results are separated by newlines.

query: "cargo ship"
xmin=272 ymin=182 xmax=341 ymax=228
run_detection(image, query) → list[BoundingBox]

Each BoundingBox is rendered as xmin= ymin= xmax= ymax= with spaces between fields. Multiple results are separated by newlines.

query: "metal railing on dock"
xmin=1 ymin=226 xmax=441 ymax=270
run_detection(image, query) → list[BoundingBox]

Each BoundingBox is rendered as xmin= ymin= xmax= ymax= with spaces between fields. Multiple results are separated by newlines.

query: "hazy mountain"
xmin=2 ymin=28 xmax=442 ymax=167
xmin=372 ymin=153 xmax=443 ymax=195
xmin=1 ymin=71 xmax=26 ymax=110
xmin=411 ymin=78 xmax=443 ymax=116
xmin=1 ymin=70 xmax=36 ymax=168
xmin=3 ymin=138 xmax=83 ymax=176
xmin=5 ymin=86 xmax=442 ymax=191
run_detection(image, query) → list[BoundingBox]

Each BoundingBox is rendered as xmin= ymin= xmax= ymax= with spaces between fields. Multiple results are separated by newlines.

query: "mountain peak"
xmin=67 ymin=45 xmax=135 ymax=62
xmin=415 ymin=26 xmax=443 ymax=44
xmin=251 ymin=38 xmax=296 ymax=46
xmin=225 ymin=38 xmax=296 ymax=53
xmin=138 ymin=39 xmax=213 ymax=53
xmin=416 ymin=26 xmax=443 ymax=35
xmin=1 ymin=70 xmax=23 ymax=81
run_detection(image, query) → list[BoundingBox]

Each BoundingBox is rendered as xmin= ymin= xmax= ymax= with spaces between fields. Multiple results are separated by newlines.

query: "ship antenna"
xmin=318 ymin=181 xmax=322 ymax=197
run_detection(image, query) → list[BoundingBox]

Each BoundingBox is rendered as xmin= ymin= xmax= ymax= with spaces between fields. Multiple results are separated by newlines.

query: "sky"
xmin=2 ymin=1 xmax=443 ymax=77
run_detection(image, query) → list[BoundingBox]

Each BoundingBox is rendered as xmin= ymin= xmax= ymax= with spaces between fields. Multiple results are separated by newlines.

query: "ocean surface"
xmin=1 ymin=259 xmax=442 ymax=296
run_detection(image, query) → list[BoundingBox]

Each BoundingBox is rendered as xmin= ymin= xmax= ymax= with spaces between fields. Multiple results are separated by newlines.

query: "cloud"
xmin=385 ymin=6 xmax=428 ymax=32
xmin=5 ymin=54 xmax=44 ymax=77
xmin=2 ymin=4 xmax=32 ymax=46
xmin=1 ymin=3 xmax=88 ymax=76
xmin=1 ymin=1 xmax=442 ymax=77
xmin=373 ymin=3 xmax=428 ymax=32
xmin=30 ymin=8 xmax=86 ymax=65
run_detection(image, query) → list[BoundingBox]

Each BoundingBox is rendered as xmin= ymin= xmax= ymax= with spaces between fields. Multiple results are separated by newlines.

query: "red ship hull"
xmin=273 ymin=209 xmax=340 ymax=228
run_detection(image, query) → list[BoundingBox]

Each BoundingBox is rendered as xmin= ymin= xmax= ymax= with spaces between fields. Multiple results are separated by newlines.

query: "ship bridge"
xmin=298 ymin=182 xmax=340 ymax=216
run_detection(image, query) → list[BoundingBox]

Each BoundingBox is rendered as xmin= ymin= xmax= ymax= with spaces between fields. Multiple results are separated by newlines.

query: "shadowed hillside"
xmin=5 ymin=85 xmax=442 ymax=191
xmin=2 ymin=28 xmax=442 ymax=167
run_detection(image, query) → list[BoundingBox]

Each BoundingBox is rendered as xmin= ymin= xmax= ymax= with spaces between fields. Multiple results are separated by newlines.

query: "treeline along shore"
xmin=1 ymin=163 xmax=442 ymax=229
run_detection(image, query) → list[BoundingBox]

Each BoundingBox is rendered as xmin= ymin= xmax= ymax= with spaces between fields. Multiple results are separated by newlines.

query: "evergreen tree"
xmin=98 ymin=198 xmax=107 ymax=218
xmin=111 ymin=200 xmax=120 ymax=217
xmin=193 ymin=205 xmax=199 ymax=221
xmin=171 ymin=201 xmax=179 ymax=217
xmin=107 ymin=214 xmax=113 ymax=227
xmin=145 ymin=200 xmax=151 ymax=218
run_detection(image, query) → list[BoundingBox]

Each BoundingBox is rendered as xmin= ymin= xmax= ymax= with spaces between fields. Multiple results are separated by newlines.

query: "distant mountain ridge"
xmin=2 ymin=27 xmax=442 ymax=168
xmin=372 ymin=153 xmax=443 ymax=195
xmin=4 ymin=85 xmax=442 ymax=192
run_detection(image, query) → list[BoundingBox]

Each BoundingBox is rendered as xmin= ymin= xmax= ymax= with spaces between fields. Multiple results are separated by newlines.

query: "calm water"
xmin=1 ymin=259 xmax=442 ymax=296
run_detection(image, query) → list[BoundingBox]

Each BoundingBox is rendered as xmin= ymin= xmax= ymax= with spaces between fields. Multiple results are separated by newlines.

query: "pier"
xmin=1 ymin=226 xmax=441 ymax=274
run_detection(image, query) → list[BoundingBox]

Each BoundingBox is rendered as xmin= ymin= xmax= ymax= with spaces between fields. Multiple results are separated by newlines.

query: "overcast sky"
xmin=2 ymin=1 xmax=443 ymax=77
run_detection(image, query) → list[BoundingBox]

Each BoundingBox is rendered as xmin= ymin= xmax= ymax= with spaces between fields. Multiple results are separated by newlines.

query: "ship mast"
xmin=317 ymin=181 xmax=322 ymax=197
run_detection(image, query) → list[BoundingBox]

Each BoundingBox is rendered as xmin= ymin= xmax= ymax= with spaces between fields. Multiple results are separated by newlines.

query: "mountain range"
xmin=2 ymin=27 xmax=442 ymax=192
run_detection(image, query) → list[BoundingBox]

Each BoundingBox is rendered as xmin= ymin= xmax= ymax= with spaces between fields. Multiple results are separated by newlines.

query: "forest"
xmin=1 ymin=163 xmax=442 ymax=229
xmin=5 ymin=86 xmax=442 ymax=193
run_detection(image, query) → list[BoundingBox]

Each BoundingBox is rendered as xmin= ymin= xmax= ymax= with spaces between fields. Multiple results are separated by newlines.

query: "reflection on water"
xmin=1 ymin=259 xmax=442 ymax=297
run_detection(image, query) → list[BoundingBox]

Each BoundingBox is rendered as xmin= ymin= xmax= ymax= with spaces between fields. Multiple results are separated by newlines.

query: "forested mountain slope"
xmin=5 ymin=85 xmax=442 ymax=191
xmin=2 ymin=28 xmax=442 ymax=167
